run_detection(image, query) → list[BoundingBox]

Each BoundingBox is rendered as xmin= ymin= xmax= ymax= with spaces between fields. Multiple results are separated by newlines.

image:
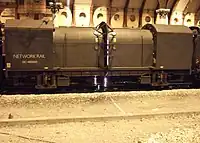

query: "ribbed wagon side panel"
xmin=53 ymin=27 xmax=99 ymax=68
xmin=111 ymin=29 xmax=153 ymax=68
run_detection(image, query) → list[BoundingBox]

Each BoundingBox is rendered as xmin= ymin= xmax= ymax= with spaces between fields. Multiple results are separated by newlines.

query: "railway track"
xmin=0 ymin=84 xmax=193 ymax=95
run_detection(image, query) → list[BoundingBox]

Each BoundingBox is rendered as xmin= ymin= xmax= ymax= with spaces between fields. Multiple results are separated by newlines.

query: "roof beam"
xmin=172 ymin=0 xmax=190 ymax=12
xmin=154 ymin=0 xmax=160 ymax=23
xmin=92 ymin=0 xmax=109 ymax=7
xmin=158 ymin=0 xmax=168 ymax=8
xmin=168 ymin=0 xmax=178 ymax=24
xmin=71 ymin=0 xmax=75 ymax=25
xmin=123 ymin=0 xmax=130 ymax=27
xmin=108 ymin=0 xmax=112 ymax=25
xmin=183 ymin=0 xmax=192 ymax=16
xmin=197 ymin=5 xmax=200 ymax=14
xmin=169 ymin=0 xmax=178 ymax=11
xmin=139 ymin=0 xmax=146 ymax=27
xmin=196 ymin=5 xmax=200 ymax=19
xmin=183 ymin=0 xmax=200 ymax=14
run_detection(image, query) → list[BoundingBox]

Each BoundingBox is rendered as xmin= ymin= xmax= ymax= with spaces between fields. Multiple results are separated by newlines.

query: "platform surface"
xmin=1 ymin=89 xmax=200 ymax=142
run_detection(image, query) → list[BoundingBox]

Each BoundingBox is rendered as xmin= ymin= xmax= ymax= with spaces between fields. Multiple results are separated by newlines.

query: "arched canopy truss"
xmin=0 ymin=0 xmax=199 ymax=26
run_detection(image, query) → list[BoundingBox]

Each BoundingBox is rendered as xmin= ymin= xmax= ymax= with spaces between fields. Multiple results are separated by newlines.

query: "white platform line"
xmin=109 ymin=97 xmax=126 ymax=114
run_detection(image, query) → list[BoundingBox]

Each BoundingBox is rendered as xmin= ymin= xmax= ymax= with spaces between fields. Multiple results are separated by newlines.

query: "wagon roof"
xmin=5 ymin=19 xmax=53 ymax=29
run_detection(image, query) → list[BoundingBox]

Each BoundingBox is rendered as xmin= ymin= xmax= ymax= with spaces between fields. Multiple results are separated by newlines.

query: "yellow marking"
xmin=6 ymin=63 xmax=11 ymax=68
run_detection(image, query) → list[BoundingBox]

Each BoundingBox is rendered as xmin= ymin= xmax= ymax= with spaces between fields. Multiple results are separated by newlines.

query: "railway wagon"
xmin=0 ymin=19 xmax=198 ymax=91
xmin=53 ymin=25 xmax=154 ymax=89
xmin=142 ymin=24 xmax=194 ymax=86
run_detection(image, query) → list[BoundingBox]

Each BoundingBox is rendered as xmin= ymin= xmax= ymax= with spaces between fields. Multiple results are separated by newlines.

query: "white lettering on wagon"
xmin=13 ymin=54 xmax=46 ymax=59
xmin=12 ymin=54 xmax=46 ymax=64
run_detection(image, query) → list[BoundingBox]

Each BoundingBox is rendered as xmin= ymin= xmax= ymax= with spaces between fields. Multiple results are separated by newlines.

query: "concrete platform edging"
xmin=0 ymin=110 xmax=200 ymax=127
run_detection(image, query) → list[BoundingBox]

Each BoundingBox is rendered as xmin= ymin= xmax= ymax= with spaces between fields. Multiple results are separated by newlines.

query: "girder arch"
xmin=166 ymin=0 xmax=177 ymax=9
xmin=92 ymin=0 xmax=110 ymax=27
xmin=183 ymin=0 xmax=200 ymax=26
xmin=140 ymin=0 xmax=158 ymax=27
xmin=123 ymin=0 xmax=130 ymax=27
xmin=110 ymin=0 xmax=126 ymax=28
xmin=73 ymin=0 xmax=92 ymax=27
xmin=143 ymin=0 xmax=158 ymax=10
xmin=183 ymin=0 xmax=200 ymax=13
xmin=173 ymin=0 xmax=189 ymax=12
xmin=139 ymin=0 xmax=146 ymax=27
xmin=165 ymin=0 xmax=176 ymax=25
xmin=158 ymin=0 xmax=168 ymax=8
xmin=196 ymin=7 xmax=200 ymax=26
xmin=0 ymin=0 xmax=199 ymax=27
xmin=170 ymin=0 xmax=191 ymax=25
xmin=126 ymin=0 xmax=143 ymax=28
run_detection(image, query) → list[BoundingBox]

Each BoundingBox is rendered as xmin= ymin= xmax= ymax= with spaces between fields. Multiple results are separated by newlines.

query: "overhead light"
xmin=49 ymin=1 xmax=63 ymax=8
xmin=49 ymin=1 xmax=64 ymax=14
xmin=156 ymin=9 xmax=170 ymax=13
xmin=49 ymin=2 xmax=53 ymax=5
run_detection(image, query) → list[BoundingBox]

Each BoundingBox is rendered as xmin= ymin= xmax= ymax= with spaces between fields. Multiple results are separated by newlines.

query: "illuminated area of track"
xmin=1 ymin=89 xmax=200 ymax=142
